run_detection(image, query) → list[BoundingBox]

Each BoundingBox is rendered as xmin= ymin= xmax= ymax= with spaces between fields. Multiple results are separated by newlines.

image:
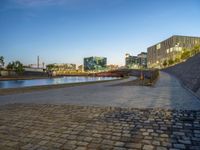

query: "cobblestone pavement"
xmin=0 ymin=104 xmax=200 ymax=150
xmin=1 ymin=72 xmax=200 ymax=110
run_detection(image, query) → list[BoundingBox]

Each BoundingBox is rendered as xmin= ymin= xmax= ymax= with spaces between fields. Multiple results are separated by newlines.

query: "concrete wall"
xmin=163 ymin=53 xmax=200 ymax=98
xmin=0 ymin=70 xmax=47 ymax=77
xmin=0 ymin=70 xmax=16 ymax=76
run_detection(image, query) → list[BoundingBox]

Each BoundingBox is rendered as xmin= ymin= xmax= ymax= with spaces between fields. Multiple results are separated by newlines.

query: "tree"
xmin=181 ymin=50 xmax=190 ymax=60
xmin=0 ymin=56 xmax=4 ymax=69
xmin=191 ymin=45 xmax=200 ymax=56
xmin=6 ymin=61 xmax=24 ymax=74
xmin=46 ymin=64 xmax=55 ymax=71
xmin=168 ymin=59 xmax=174 ymax=65
xmin=174 ymin=57 xmax=180 ymax=63
xmin=14 ymin=61 xmax=24 ymax=74
xmin=7 ymin=62 xmax=15 ymax=70
xmin=163 ymin=60 xmax=167 ymax=67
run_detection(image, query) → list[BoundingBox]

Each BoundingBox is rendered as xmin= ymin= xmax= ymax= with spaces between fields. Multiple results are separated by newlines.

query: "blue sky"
xmin=0 ymin=0 xmax=200 ymax=66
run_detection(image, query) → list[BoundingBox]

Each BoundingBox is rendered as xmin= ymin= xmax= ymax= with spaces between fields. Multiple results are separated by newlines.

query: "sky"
xmin=0 ymin=0 xmax=200 ymax=66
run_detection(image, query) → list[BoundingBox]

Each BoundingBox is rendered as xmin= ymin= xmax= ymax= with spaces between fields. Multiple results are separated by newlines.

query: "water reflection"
xmin=0 ymin=76 xmax=119 ymax=89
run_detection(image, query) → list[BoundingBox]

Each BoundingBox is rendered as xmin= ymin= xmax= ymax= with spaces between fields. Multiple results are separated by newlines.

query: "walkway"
xmin=0 ymin=72 xmax=200 ymax=149
xmin=0 ymin=104 xmax=200 ymax=150
xmin=0 ymin=71 xmax=200 ymax=110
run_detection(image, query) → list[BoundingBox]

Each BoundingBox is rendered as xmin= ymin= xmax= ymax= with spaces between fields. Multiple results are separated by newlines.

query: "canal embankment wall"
xmin=163 ymin=53 xmax=200 ymax=98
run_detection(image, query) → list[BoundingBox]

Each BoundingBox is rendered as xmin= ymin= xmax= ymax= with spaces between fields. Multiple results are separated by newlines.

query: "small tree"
xmin=7 ymin=62 xmax=15 ymax=70
xmin=0 ymin=56 xmax=4 ymax=69
xmin=191 ymin=45 xmax=200 ymax=55
xmin=14 ymin=61 xmax=24 ymax=74
xmin=174 ymin=57 xmax=180 ymax=63
xmin=46 ymin=64 xmax=55 ymax=71
xmin=6 ymin=61 xmax=24 ymax=74
xmin=163 ymin=60 xmax=167 ymax=67
xmin=168 ymin=59 xmax=174 ymax=65
xmin=181 ymin=50 xmax=190 ymax=60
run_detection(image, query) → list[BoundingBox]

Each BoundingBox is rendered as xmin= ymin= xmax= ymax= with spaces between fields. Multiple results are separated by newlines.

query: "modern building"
xmin=47 ymin=63 xmax=76 ymax=71
xmin=137 ymin=52 xmax=147 ymax=68
xmin=147 ymin=35 xmax=200 ymax=68
xmin=107 ymin=64 xmax=119 ymax=71
xmin=125 ymin=53 xmax=139 ymax=69
xmin=84 ymin=56 xmax=107 ymax=71
xmin=46 ymin=63 xmax=77 ymax=76
xmin=125 ymin=53 xmax=147 ymax=69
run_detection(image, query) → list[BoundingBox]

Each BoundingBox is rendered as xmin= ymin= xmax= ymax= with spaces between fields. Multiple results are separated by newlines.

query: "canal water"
xmin=0 ymin=76 xmax=119 ymax=89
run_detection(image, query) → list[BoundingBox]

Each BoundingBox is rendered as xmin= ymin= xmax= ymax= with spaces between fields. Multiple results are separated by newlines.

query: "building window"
xmin=156 ymin=43 xmax=161 ymax=50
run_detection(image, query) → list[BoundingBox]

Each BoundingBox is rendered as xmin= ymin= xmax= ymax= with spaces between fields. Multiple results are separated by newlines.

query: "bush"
xmin=174 ymin=57 xmax=180 ymax=63
xmin=181 ymin=51 xmax=190 ymax=60
xmin=163 ymin=60 xmax=167 ymax=67
xmin=168 ymin=59 xmax=174 ymax=65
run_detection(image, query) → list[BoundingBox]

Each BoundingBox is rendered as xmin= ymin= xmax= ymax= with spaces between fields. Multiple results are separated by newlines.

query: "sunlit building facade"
xmin=147 ymin=35 xmax=200 ymax=68
xmin=84 ymin=56 xmax=107 ymax=71
xmin=50 ymin=63 xmax=76 ymax=71
xmin=107 ymin=64 xmax=119 ymax=71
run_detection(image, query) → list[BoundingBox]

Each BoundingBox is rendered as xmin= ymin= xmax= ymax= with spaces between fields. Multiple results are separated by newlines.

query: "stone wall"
xmin=0 ymin=70 xmax=16 ymax=76
xmin=163 ymin=53 xmax=200 ymax=98
xmin=0 ymin=70 xmax=47 ymax=77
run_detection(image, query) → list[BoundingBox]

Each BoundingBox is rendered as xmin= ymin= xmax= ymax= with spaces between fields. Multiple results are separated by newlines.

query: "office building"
xmin=137 ymin=52 xmax=147 ymax=68
xmin=147 ymin=35 xmax=200 ymax=68
xmin=125 ymin=52 xmax=147 ymax=69
xmin=47 ymin=63 xmax=76 ymax=71
xmin=125 ymin=53 xmax=139 ymax=69
xmin=84 ymin=56 xmax=107 ymax=71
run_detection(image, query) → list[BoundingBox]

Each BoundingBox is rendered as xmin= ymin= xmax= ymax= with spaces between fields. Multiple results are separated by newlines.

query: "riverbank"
xmin=0 ymin=77 xmax=123 ymax=95
xmin=1 ymin=72 xmax=199 ymax=110
xmin=0 ymin=73 xmax=122 ymax=81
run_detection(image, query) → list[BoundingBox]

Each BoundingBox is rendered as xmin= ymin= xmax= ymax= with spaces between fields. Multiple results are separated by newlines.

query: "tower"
xmin=37 ymin=56 xmax=39 ymax=68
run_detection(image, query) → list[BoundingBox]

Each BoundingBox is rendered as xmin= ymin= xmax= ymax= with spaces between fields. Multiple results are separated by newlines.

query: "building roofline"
xmin=147 ymin=35 xmax=200 ymax=49
xmin=84 ymin=56 xmax=107 ymax=59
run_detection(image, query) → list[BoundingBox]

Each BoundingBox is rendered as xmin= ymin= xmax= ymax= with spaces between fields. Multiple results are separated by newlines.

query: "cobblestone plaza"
xmin=0 ymin=104 xmax=200 ymax=150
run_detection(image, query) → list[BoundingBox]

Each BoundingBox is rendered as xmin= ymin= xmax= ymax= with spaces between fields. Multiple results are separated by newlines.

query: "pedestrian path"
xmin=0 ymin=71 xmax=200 ymax=110
xmin=0 ymin=104 xmax=200 ymax=150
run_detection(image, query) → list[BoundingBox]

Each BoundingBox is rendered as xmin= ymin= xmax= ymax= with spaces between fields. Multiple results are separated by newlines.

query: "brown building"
xmin=147 ymin=35 xmax=200 ymax=68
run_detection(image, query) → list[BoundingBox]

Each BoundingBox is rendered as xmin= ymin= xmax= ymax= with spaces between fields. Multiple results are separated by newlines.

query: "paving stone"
xmin=178 ymin=139 xmax=191 ymax=144
xmin=173 ymin=143 xmax=186 ymax=149
xmin=152 ymin=140 xmax=160 ymax=146
xmin=115 ymin=141 xmax=125 ymax=147
xmin=125 ymin=143 xmax=142 ymax=149
xmin=156 ymin=146 xmax=168 ymax=150
xmin=143 ymin=144 xmax=154 ymax=150
xmin=0 ymin=104 xmax=200 ymax=149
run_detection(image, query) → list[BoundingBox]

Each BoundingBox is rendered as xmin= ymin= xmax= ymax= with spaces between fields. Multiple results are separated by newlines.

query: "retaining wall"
xmin=163 ymin=53 xmax=200 ymax=98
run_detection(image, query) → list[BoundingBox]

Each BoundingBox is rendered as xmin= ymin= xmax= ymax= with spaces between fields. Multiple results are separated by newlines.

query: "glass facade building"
xmin=125 ymin=52 xmax=147 ymax=69
xmin=84 ymin=56 xmax=107 ymax=71
xmin=125 ymin=54 xmax=139 ymax=69
xmin=147 ymin=35 xmax=200 ymax=68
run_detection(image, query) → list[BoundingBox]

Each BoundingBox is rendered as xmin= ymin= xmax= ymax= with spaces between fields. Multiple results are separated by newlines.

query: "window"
xmin=156 ymin=43 xmax=161 ymax=50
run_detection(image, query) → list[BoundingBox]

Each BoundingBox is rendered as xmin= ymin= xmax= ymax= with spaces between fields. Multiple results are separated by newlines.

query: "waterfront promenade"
xmin=0 ymin=72 xmax=200 ymax=109
xmin=0 ymin=72 xmax=200 ymax=149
